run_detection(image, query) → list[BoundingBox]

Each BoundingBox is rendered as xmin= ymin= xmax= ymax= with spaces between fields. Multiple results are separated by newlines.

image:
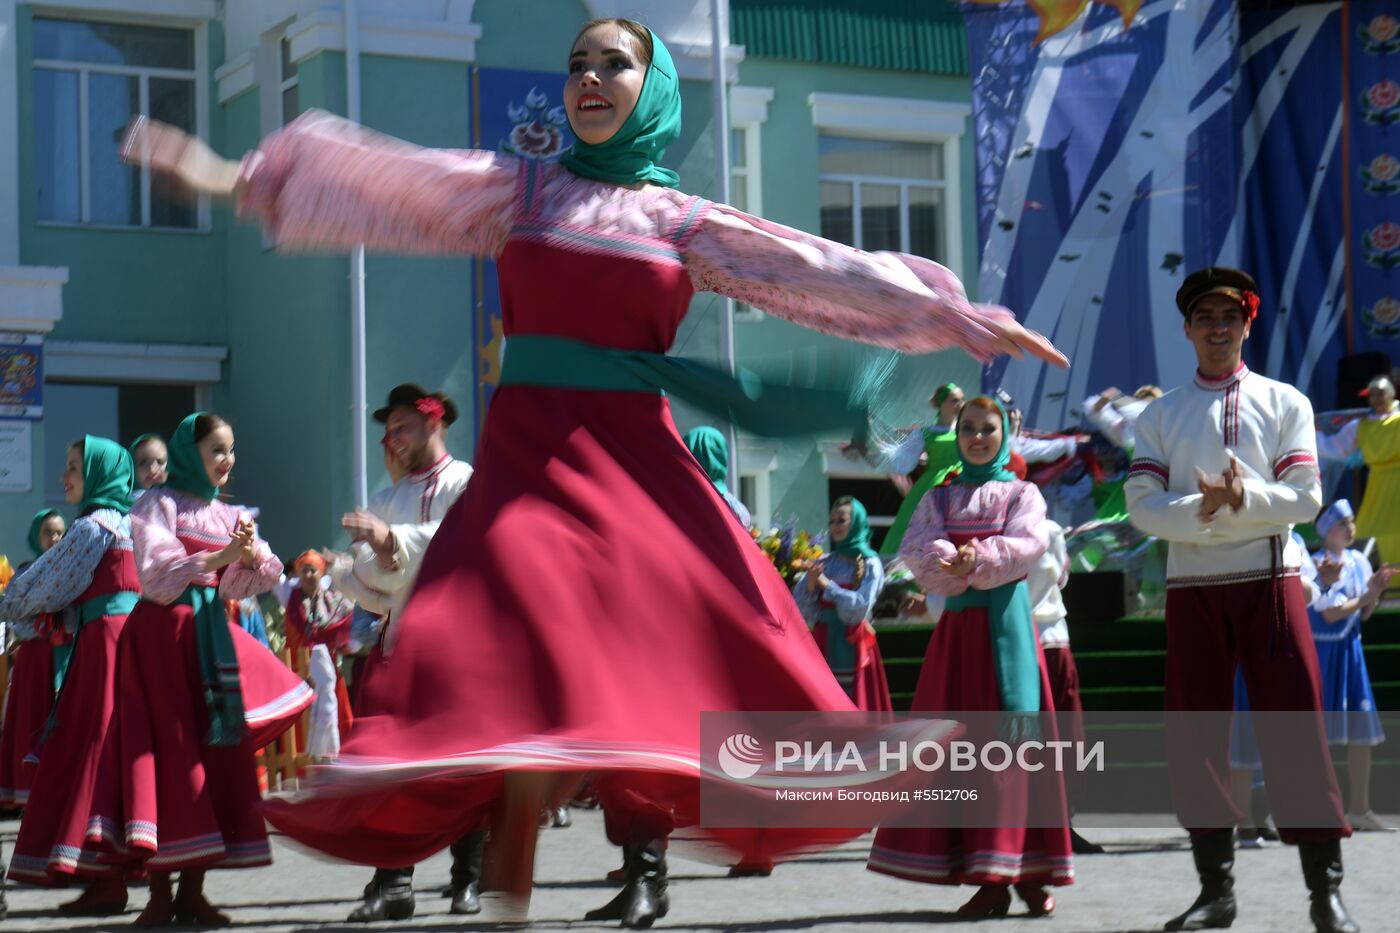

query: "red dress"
xmin=91 ymin=489 xmax=312 ymax=871
xmin=9 ymin=530 xmax=140 ymax=883
xmin=241 ymin=113 xmax=1028 ymax=867
xmin=0 ymin=638 xmax=54 ymax=807
xmin=868 ymin=482 xmax=1074 ymax=887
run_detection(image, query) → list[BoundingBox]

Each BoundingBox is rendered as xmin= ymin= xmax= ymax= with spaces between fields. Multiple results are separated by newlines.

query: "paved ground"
xmin=3 ymin=810 xmax=1398 ymax=932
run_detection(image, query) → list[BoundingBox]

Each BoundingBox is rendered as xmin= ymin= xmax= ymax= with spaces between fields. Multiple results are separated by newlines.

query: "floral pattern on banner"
xmin=1359 ymin=14 xmax=1400 ymax=55
xmin=1363 ymin=296 xmax=1400 ymax=338
xmin=500 ymin=87 xmax=567 ymax=161
xmin=1354 ymin=1 xmax=1400 ymax=347
xmin=1362 ymin=153 xmax=1400 ymax=196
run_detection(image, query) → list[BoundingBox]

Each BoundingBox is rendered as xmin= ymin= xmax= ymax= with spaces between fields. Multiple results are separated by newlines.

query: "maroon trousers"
xmin=1042 ymin=645 xmax=1087 ymax=807
xmin=1164 ymin=575 xmax=1347 ymax=843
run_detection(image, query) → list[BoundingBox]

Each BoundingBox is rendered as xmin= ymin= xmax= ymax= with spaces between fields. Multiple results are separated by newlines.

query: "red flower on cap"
xmin=1240 ymin=290 xmax=1260 ymax=322
xmin=415 ymin=397 xmax=446 ymax=422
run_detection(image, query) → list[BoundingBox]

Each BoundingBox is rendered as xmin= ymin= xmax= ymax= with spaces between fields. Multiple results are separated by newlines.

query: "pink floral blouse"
xmin=130 ymin=488 xmax=282 ymax=605
xmin=237 ymin=111 xmax=1017 ymax=359
xmin=900 ymin=480 xmax=1049 ymax=597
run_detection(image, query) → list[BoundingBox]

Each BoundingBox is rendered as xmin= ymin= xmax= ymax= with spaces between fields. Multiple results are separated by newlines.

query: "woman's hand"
xmin=121 ymin=116 xmax=242 ymax=197
xmin=938 ymin=542 xmax=977 ymax=578
xmin=986 ymin=316 xmax=1069 ymax=368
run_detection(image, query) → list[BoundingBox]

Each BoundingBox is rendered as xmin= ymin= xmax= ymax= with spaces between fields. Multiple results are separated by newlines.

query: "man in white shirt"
xmin=333 ymin=385 xmax=479 ymax=924
xmin=1125 ymin=268 xmax=1354 ymax=933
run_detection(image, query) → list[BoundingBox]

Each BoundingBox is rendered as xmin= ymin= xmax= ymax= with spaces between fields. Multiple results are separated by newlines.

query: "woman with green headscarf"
xmin=127 ymin=14 xmax=1066 ymax=927
xmin=794 ymin=497 xmax=891 ymax=712
xmin=867 ymin=396 xmax=1073 ymax=919
xmin=0 ymin=507 xmax=66 ymax=815
xmin=0 ymin=437 xmax=141 ymax=912
xmin=883 ymin=382 xmax=966 ymax=556
xmin=90 ymin=413 xmax=310 ymax=926
xmin=684 ymin=425 xmax=751 ymax=526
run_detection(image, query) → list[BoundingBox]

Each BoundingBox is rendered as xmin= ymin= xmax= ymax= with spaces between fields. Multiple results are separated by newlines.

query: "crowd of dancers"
xmin=0 ymin=16 xmax=1389 ymax=933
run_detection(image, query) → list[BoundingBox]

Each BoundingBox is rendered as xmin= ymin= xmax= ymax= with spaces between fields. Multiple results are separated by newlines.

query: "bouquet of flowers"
xmin=753 ymin=520 xmax=825 ymax=586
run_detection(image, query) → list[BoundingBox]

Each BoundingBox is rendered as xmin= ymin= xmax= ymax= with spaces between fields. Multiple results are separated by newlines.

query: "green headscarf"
xmin=128 ymin=432 xmax=164 ymax=462
xmin=79 ymin=436 xmax=136 ymax=515
xmin=831 ymin=497 xmax=878 ymax=561
xmin=559 ymin=27 xmax=681 ymax=188
xmin=27 ymin=509 xmax=62 ymax=558
xmin=166 ymin=413 xmax=218 ymax=501
xmin=932 ymin=383 xmax=960 ymax=408
xmin=684 ymin=426 xmax=731 ymax=495
xmin=953 ymin=399 xmax=1018 ymax=485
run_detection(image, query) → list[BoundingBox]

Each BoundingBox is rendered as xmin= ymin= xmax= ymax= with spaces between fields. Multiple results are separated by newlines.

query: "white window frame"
xmin=44 ymin=340 xmax=226 ymax=410
xmin=32 ymin=10 xmax=210 ymax=232
xmin=737 ymin=439 xmax=777 ymax=529
xmin=809 ymin=91 xmax=969 ymax=278
xmin=278 ymin=36 xmax=299 ymax=125
xmin=728 ymin=86 xmax=773 ymax=323
xmin=819 ymin=439 xmax=898 ymax=532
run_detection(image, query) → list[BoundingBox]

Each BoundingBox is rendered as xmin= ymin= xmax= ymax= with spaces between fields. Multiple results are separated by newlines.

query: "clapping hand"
xmin=1316 ymin=555 xmax=1344 ymax=590
xmin=938 ymin=542 xmax=978 ymax=578
xmin=235 ymin=516 xmax=258 ymax=568
xmin=1195 ymin=458 xmax=1245 ymax=522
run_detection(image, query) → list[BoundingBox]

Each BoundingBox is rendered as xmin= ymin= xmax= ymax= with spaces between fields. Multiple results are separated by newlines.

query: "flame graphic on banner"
xmin=969 ymin=0 xmax=1142 ymax=45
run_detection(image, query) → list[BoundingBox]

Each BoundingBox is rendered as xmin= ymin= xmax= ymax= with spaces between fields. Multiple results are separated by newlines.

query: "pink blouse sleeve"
xmin=131 ymin=491 xmax=212 ymax=605
xmin=684 ymin=204 xmax=1015 ymax=358
xmin=899 ymin=489 xmax=967 ymax=596
xmin=238 ymin=110 xmax=519 ymax=257
xmin=218 ymin=508 xmax=283 ymax=600
xmin=967 ymin=483 xmax=1050 ymax=590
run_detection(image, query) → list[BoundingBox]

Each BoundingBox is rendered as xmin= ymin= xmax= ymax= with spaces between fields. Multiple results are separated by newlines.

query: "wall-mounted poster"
xmin=0 ymin=335 xmax=43 ymax=419
xmin=0 ymin=420 xmax=34 ymax=493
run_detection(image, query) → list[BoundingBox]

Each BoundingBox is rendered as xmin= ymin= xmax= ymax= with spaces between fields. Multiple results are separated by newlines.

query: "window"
xmin=820 ymin=440 xmax=900 ymax=550
xmin=43 ymin=382 xmax=195 ymax=506
xmin=34 ymin=17 xmax=200 ymax=229
xmin=279 ymin=37 xmax=299 ymax=125
xmin=729 ymin=127 xmax=750 ymax=213
xmin=737 ymin=441 xmax=777 ymax=528
xmin=819 ymin=135 xmax=946 ymax=260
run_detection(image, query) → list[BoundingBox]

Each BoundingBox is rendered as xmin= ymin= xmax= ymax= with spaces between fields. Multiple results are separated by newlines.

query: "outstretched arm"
xmin=683 ymin=204 xmax=1067 ymax=366
xmin=123 ymin=111 xmax=519 ymax=256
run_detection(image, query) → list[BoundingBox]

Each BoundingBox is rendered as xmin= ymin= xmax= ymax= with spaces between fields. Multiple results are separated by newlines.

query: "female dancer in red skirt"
xmin=125 ymin=17 xmax=1065 ymax=927
xmin=0 ymin=509 xmax=67 ymax=809
xmin=93 ymin=413 xmax=311 ymax=925
xmin=868 ymin=396 xmax=1073 ymax=917
xmin=0 ymin=438 xmax=140 ymax=913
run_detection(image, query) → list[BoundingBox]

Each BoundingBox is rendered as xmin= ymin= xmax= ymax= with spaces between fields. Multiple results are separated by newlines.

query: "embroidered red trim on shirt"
xmin=1127 ymin=458 xmax=1169 ymax=487
xmin=1273 ymin=449 xmax=1318 ymax=479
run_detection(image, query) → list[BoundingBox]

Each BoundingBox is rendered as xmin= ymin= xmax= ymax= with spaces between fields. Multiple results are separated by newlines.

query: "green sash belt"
xmin=177 ymin=585 xmax=246 ymax=747
xmin=77 ymin=590 xmax=141 ymax=627
xmin=499 ymin=334 xmax=869 ymax=440
xmin=945 ymin=580 xmax=1041 ymax=715
xmin=52 ymin=590 xmax=141 ymax=692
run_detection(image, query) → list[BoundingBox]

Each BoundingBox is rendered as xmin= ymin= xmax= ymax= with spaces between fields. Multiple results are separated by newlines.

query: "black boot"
xmin=1299 ymin=840 xmax=1359 ymax=933
xmin=348 ymin=867 xmax=415 ymax=922
xmin=443 ymin=831 xmax=485 ymax=915
xmin=584 ymin=841 xmax=670 ymax=928
xmin=1164 ymin=829 xmax=1236 ymax=931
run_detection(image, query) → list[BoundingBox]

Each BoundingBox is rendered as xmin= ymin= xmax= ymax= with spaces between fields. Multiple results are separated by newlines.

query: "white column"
xmin=0 ymin=0 xmax=20 ymax=265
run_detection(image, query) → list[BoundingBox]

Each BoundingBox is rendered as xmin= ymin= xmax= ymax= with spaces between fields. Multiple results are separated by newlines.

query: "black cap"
xmin=372 ymin=384 xmax=458 ymax=425
xmin=1175 ymin=267 xmax=1261 ymax=318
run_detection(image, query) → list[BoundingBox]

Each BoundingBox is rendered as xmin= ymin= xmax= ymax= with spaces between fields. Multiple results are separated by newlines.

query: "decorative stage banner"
xmin=469 ymin=67 xmax=573 ymax=438
xmin=963 ymin=0 xmax=1400 ymax=424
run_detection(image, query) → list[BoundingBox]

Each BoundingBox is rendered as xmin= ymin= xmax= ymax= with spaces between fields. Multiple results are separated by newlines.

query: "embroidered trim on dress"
xmin=1166 ymin=567 xmax=1301 ymax=589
